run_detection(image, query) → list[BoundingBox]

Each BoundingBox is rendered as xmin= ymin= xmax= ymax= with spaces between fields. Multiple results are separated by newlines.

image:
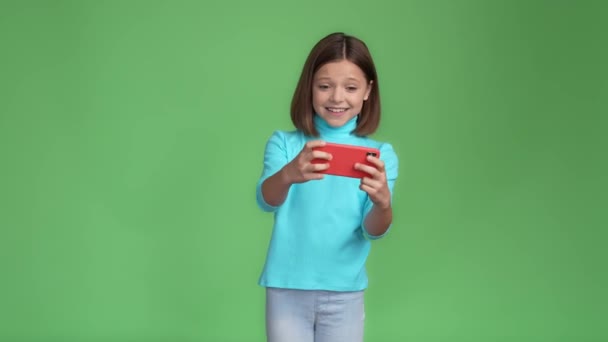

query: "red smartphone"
xmin=312 ymin=142 xmax=380 ymax=178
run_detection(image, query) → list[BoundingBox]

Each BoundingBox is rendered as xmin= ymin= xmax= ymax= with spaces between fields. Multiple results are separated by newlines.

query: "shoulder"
xmin=264 ymin=129 xmax=307 ymax=146
xmin=262 ymin=130 xmax=308 ymax=157
xmin=265 ymin=129 xmax=304 ymax=140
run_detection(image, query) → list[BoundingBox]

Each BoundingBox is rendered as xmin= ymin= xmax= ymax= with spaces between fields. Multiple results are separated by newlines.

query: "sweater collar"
xmin=314 ymin=114 xmax=358 ymax=138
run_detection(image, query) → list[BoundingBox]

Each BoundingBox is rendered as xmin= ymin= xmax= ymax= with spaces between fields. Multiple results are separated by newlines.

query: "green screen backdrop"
xmin=1 ymin=1 xmax=606 ymax=341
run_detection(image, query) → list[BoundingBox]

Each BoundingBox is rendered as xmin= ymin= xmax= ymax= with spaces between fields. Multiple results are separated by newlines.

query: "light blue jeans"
xmin=265 ymin=287 xmax=365 ymax=342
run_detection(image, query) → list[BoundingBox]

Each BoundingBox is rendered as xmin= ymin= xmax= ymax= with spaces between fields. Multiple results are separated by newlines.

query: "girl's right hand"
xmin=283 ymin=140 xmax=332 ymax=184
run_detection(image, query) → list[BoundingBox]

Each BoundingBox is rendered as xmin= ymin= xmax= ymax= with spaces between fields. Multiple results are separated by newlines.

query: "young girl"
xmin=255 ymin=32 xmax=398 ymax=342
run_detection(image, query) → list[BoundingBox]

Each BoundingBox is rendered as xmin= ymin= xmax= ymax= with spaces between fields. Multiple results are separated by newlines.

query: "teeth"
xmin=328 ymin=108 xmax=346 ymax=112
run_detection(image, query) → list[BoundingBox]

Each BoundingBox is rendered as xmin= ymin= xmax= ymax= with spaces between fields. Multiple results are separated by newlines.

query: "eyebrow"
xmin=315 ymin=76 xmax=362 ymax=82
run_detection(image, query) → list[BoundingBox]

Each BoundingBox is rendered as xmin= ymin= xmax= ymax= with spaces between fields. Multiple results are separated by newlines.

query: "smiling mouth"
xmin=326 ymin=107 xmax=348 ymax=113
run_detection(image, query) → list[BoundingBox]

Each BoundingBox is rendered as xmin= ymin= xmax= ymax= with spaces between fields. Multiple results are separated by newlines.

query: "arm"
xmin=258 ymin=138 xmax=331 ymax=209
xmin=260 ymin=168 xmax=292 ymax=207
xmin=355 ymin=143 xmax=399 ymax=238
xmin=363 ymin=202 xmax=393 ymax=236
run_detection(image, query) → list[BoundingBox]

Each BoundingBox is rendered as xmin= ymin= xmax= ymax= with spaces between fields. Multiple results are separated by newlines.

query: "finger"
xmin=307 ymin=173 xmax=324 ymax=180
xmin=305 ymin=140 xmax=326 ymax=150
xmin=354 ymin=163 xmax=379 ymax=177
xmin=360 ymin=182 xmax=387 ymax=199
xmin=309 ymin=163 xmax=330 ymax=172
xmin=359 ymin=183 xmax=375 ymax=194
xmin=311 ymin=150 xmax=332 ymax=160
xmin=360 ymin=177 xmax=382 ymax=189
xmin=366 ymin=156 xmax=385 ymax=171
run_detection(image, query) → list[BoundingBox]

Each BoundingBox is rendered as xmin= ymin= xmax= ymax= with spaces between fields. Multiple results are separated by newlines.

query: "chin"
xmin=320 ymin=114 xmax=341 ymax=122
xmin=325 ymin=121 xmax=344 ymax=127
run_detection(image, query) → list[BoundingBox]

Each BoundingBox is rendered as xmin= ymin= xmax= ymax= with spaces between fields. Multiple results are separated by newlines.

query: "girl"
xmin=255 ymin=32 xmax=398 ymax=342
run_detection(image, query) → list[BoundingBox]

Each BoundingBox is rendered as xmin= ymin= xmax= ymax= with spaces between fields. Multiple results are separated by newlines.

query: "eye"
xmin=317 ymin=84 xmax=330 ymax=90
xmin=346 ymin=86 xmax=358 ymax=92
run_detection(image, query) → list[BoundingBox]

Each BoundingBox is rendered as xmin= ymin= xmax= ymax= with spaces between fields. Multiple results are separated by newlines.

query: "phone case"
xmin=312 ymin=142 xmax=381 ymax=178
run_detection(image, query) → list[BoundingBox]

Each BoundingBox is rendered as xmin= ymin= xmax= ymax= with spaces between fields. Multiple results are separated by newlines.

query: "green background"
xmin=1 ymin=1 xmax=606 ymax=341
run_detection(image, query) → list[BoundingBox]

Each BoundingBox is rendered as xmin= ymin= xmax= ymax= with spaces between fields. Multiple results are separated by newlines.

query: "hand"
xmin=282 ymin=140 xmax=332 ymax=184
xmin=355 ymin=156 xmax=391 ymax=209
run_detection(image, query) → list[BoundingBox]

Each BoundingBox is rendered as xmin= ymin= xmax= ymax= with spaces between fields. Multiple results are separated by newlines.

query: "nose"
xmin=329 ymin=88 xmax=344 ymax=103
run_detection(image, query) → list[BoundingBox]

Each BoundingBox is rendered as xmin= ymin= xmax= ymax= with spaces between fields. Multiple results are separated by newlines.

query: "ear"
xmin=364 ymin=80 xmax=374 ymax=101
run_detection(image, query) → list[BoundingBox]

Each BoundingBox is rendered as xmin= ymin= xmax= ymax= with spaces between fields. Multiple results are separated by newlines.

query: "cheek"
xmin=312 ymin=91 xmax=327 ymax=105
xmin=348 ymin=94 xmax=366 ymax=108
xmin=312 ymin=91 xmax=319 ymax=103
xmin=311 ymin=95 xmax=322 ymax=112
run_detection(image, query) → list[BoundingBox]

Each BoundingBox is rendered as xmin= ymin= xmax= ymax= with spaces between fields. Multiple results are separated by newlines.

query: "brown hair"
xmin=290 ymin=32 xmax=381 ymax=137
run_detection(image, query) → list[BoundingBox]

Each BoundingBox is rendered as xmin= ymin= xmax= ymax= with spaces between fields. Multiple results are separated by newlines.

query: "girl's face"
xmin=312 ymin=59 xmax=372 ymax=128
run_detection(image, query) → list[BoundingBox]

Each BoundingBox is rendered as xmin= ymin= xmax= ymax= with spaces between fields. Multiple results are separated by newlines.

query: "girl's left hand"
xmin=355 ymin=156 xmax=391 ymax=209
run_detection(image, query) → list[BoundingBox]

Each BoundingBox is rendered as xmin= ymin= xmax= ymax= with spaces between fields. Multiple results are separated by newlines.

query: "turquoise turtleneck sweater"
xmin=256 ymin=115 xmax=398 ymax=291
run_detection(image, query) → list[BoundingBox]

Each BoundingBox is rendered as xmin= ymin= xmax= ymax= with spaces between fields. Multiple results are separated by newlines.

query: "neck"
xmin=314 ymin=115 xmax=358 ymax=138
